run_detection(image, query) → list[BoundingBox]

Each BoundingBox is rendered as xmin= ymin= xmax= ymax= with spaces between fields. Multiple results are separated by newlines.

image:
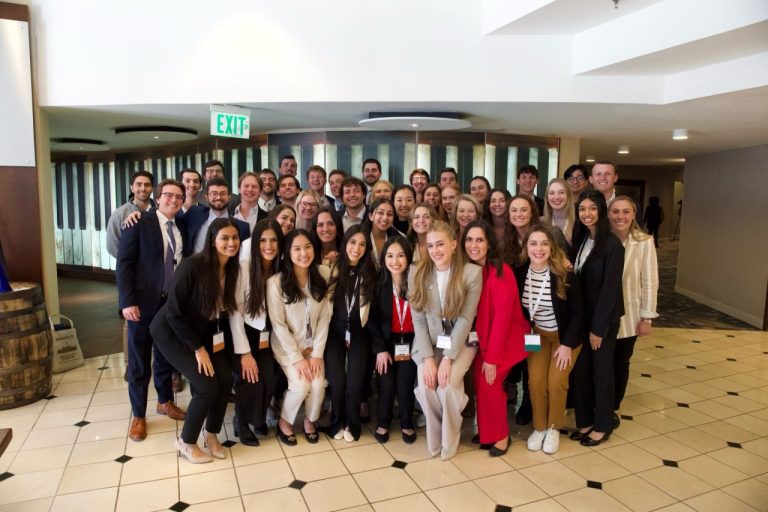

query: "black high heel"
xmin=489 ymin=435 xmax=511 ymax=457
xmin=276 ymin=426 xmax=297 ymax=446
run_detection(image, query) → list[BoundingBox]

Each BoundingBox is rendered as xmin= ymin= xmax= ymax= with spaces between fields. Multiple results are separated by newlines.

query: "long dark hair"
xmin=379 ymin=235 xmax=413 ymax=298
xmin=461 ymin=219 xmax=504 ymax=277
xmin=198 ymin=218 xmax=240 ymax=318
xmin=279 ymin=228 xmax=327 ymax=304
xmin=246 ymin=219 xmax=284 ymax=317
xmin=310 ymin=207 xmax=343 ymax=257
xmin=333 ymin=225 xmax=377 ymax=307
xmin=572 ymin=189 xmax=611 ymax=250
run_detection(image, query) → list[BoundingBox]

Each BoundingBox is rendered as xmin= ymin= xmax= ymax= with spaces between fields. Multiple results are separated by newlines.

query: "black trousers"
xmin=573 ymin=323 xmax=619 ymax=433
xmin=376 ymin=333 xmax=417 ymax=430
xmin=613 ymin=336 xmax=637 ymax=411
xmin=324 ymin=329 xmax=370 ymax=439
xmin=154 ymin=320 xmax=234 ymax=444
xmin=231 ymin=324 xmax=276 ymax=429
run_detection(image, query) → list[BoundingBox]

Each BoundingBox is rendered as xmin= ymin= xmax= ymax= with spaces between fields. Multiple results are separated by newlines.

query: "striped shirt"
xmin=522 ymin=267 xmax=558 ymax=332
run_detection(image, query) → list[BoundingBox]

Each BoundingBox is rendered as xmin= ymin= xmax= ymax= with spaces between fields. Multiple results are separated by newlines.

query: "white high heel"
xmin=175 ymin=437 xmax=213 ymax=464
xmin=202 ymin=429 xmax=226 ymax=459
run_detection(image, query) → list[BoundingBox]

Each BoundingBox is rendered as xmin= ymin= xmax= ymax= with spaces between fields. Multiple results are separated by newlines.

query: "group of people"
xmin=112 ymin=155 xmax=658 ymax=464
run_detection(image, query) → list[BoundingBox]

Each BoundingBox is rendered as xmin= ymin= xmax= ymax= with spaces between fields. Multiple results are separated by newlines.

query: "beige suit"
xmin=409 ymin=263 xmax=482 ymax=460
xmin=617 ymin=235 xmax=659 ymax=339
xmin=266 ymin=266 xmax=332 ymax=424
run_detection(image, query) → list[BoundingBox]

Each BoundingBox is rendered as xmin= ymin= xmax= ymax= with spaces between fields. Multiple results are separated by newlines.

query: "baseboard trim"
xmin=674 ymin=285 xmax=763 ymax=329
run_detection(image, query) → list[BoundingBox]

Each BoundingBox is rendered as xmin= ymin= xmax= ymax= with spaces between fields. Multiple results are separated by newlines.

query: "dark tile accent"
xmin=726 ymin=358 xmax=737 ymax=362
xmin=495 ymin=505 xmax=513 ymax=512
xmin=692 ymin=340 xmax=701 ymax=343
xmin=289 ymin=479 xmax=307 ymax=490
xmin=655 ymin=345 xmax=664 ymax=349
xmin=392 ymin=460 xmax=408 ymax=469
xmin=677 ymin=403 xmax=689 ymax=408
xmin=74 ymin=420 xmax=90 ymax=427
xmin=641 ymin=373 xmax=652 ymax=378
xmin=169 ymin=502 xmax=190 ymax=512
xmin=727 ymin=391 xmax=739 ymax=396
xmin=45 ymin=395 xmax=56 ymax=400
xmin=726 ymin=335 xmax=735 ymax=338
xmin=0 ymin=472 xmax=13 ymax=482
xmin=663 ymin=460 xmax=678 ymax=468
xmin=222 ymin=440 xmax=236 ymax=448
xmin=587 ymin=480 xmax=603 ymax=489
xmin=98 ymin=366 xmax=110 ymax=370
xmin=620 ymin=414 xmax=633 ymax=421
xmin=686 ymin=365 xmax=697 ymax=370
xmin=727 ymin=442 xmax=743 ymax=449
xmin=114 ymin=455 xmax=132 ymax=464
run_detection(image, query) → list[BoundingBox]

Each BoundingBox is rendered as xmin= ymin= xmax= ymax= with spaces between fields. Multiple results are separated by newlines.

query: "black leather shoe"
xmin=612 ymin=413 xmax=621 ymax=430
xmin=569 ymin=428 xmax=592 ymax=441
xmin=374 ymin=429 xmax=389 ymax=444
xmin=234 ymin=422 xmax=260 ymax=447
xmin=402 ymin=430 xmax=417 ymax=444
xmin=489 ymin=436 xmax=511 ymax=457
xmin=580 ymin=431 xmax=611 ymax=447
xmin=276 ymin=427 xmax=297 ymax=446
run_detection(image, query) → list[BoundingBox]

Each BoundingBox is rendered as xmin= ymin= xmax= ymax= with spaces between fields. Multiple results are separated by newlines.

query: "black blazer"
xmin=570 ymin=232 xmax=625 ymax=339
xmin=116 ymin=210 xmax=188 ymax=316
xmin=367 ymin=274 xmax=400 ymax=355
xmin=181 ymin=205 xmax=251 ymax=256
xmin=514 ymin=263 xmax=586 ymax=348
xmin=149 ymin=255 xmax=217 ymax=353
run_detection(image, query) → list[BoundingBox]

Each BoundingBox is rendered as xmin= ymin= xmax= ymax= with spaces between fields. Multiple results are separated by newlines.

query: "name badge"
xmin=466 ymin=331 xmax=479 ymax=347
xmin=394 ymin=343 xmax=411 ymax=361
xmin=259 ymin=331 xmax=270 ymax=350
xmin=524 ymin=333 xmax=542 ymax=352
xmin=212 ymin=331 xmax=225 ymax=353
xmin=345 ymin=330 xmax=351 ymax=349
xmin=436 ymin=334 xmax=452 ymax=350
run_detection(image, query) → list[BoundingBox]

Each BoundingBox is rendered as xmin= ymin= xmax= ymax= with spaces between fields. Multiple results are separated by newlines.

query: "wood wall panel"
xmin=0 ymin=166 xmax=42 ymax=284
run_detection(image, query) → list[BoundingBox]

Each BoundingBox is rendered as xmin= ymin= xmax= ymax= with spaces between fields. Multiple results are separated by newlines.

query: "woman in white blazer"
xmin=608 ymin=196 xmax=659 ymax=425
xmin=409 ymin=220 xmax=482 ymax=461
xmin=267 ymin=228 xmax=332 ymax=446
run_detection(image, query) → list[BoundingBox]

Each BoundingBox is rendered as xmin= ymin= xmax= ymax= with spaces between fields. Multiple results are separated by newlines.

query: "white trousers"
xmin=280 ymin=363 xmax=326 ymax=424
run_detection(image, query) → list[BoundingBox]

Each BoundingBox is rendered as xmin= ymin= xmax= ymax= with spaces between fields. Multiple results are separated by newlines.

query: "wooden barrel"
xmin=0 ymin=282 xmax=53 ymax=410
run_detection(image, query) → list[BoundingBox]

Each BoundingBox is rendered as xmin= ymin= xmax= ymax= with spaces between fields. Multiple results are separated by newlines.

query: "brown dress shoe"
xmin=172 ymin=372 xmax=184 ymax=393
xmin=157 ymin=401 xmax=186 ymax=420
xmin=129 ymin=417 xmax=147 ymax=441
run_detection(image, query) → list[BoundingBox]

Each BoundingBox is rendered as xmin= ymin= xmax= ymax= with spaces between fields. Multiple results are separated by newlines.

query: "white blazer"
xmin=618 ymin=234 xmax=659 ymax=339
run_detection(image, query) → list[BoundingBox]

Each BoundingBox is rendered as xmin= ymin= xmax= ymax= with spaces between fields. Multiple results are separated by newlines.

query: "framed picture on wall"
xmin=615 ymin=179 xmax=645 ymax=218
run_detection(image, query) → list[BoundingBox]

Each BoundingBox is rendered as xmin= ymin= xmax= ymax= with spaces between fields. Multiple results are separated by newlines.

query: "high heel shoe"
xmin=203 ymin=429 xmax=226 ymax=459
xmin=489 ymin=435 xmax=511 ymax=457
xmin=175 ymin=437 xmax=213 ymax=464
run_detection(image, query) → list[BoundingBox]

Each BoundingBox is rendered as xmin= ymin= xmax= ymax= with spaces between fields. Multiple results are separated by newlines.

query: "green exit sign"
xmin=210 ymin=105 xmax=251 ymax=139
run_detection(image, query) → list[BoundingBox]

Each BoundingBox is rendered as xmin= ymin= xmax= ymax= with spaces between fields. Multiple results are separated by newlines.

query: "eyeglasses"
xmin=298 ymin=201 xmax=318 ymax=209
xmin=411 ymin=176 xmax=427 ymax=182
xmin=207 ymin=191 xmax=229 ymax=198
xmin=160 ymin=192 xmax=184 ymax=201
xmin=567 ymin=176 xmax=585 ymax=182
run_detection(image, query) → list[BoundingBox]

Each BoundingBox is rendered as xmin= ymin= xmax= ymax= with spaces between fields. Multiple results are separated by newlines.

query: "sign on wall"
xmin=210 ymin=104 xmax=251 ymax=139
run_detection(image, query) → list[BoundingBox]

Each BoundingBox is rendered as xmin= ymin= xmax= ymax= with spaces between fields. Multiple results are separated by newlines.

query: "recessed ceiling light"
xmin=672 ymin=129 xmax=688 ymax=140
xmin=585 ymin=155 xmax=595 ymax=163
xmin=153 ymin=135 xmax=160 ymax=139
xmin=359 ymin=112 xmax=471 ymax=131
xmin=411 ymin=123 xmax=420 ymax=128
xmin=618 ymin=145 xmax=630 ymax=155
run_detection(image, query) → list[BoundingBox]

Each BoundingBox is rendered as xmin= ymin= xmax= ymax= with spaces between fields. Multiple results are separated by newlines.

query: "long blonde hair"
xmin=542 ymin=178 xmax=575 ymax=243
xmin=449 ymin=194 xmax=483 ymax=238
xmin=520 ymin=225 xmax=570 ymax=300
xmin=611 ymin=195 xmax=651 ymax=242
xmin=409 ymin=221 xmax=467 ymax=318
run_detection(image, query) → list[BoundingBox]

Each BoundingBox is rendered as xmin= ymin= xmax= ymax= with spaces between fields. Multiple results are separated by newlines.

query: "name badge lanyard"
xmin=344 ymin=276 xmax=360 ymax=347
xmin=303 ymin=278 xmax=313 ymax=353
xmin=212 ymin=311 xmax=226 ymax=353
xmin=526 ymin=268 xmax=550 ymax=333
xmin=437 ymin=272 xmax=452 ymax=335
xmin=393 ymin=283 xmax=409 ymax=345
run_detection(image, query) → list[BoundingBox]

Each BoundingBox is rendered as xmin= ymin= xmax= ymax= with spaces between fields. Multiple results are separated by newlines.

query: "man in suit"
xmin=199 ymin=159 xmax=240 ymax=208
xmin=184 ymin=177 xmax=250 ymax=255
xmin=117 ymin=178 xmax=188 ymax=442
xmin=306 ymin=165 xmax=336 ymax=209
xmin=258 ymin=168 xmax=279 ymax=212
xmin=230 ymin=171 xmax=268 ymax=232
xmin=340 ymin=176 xmax=368 ymax=232
xmin=328 ymin=169 xmax=347 ymax=212
xmin=589 ymin=160 xmax=619 ymax=204
xmin=517 ymin=165 xmax=545 ymax=215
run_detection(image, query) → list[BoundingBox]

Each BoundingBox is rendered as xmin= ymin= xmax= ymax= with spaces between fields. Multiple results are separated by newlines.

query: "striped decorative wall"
xmin=52 ymin=131 xmax=558 ymax=270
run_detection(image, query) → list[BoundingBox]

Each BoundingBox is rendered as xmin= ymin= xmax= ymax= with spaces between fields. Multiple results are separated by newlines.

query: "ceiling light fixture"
xmin=672 ymin=129 xmax=688 ymax=140
xmin=618 ymin=145 xmax=630 ymax=154
xmin=359 ymin=112 xmax=471 ymax=131
xmin=585 ymin=155 xmax=595 ymax=163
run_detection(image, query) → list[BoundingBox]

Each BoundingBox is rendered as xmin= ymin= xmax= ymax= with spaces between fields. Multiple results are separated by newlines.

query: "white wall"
xmin=676 ymin=145 xmax=768 ymax=328
xmin=618 ymin=165 xmax=684 ymax=241
xmin=0 ymin=18 xmax=35 ymax=166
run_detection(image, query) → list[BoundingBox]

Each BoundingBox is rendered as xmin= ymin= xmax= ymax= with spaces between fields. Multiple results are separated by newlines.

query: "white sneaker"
xmin=343 ymin=429 xmax=355 ymax=443
xmin=542 ymin=426 xmax=560 ymax=454
xmin=527 ymin=430 xmax=546 ymax=451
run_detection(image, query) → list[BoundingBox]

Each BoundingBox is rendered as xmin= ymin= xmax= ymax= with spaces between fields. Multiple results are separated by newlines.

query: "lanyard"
xmin=345 ymin=276 xmax=360 ymax=329
xmin=436 ymin=269 xmax=452 ymax=334
xmin=303 ymin=280 xmax=313 ymax=340
xmin=392 ymin=284 xmax=409 ymax=333
xmin=526 ymin=267 xmax=550 ymax=320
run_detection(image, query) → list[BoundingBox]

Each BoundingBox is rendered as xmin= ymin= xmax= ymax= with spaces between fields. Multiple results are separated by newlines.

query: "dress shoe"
xmin=172 ymin=372 xmax=184 ymax=393
xmin=304 ymin=423 xmax=319 ymax=444
xmin=612 ymin=412 xmax=621 ymax=430
xmin=234 ymin=421 xmax=260 ymax=447
xmin=175 ymin=437 xmax=213 ymax=464
xmin=374 ymin=428 xmax=389 ymax=444
xmin=129 ymin=417 xmax=147 ymax=442
xmin=569 ymin=428 xmax=592 ymax=441
xmin=580 ymin=431 xmax=611 ymax=447
xmin=489 ymin=435 xmax=511 ymax=457
xmin=542 ymin=426 xmax=560 ymax=454
xmin=402 ymin=430 xmax=417 ymax=444
xmin=203 ymin=429 xmax=227 ymax=458
xmin=276 ymin=427 xmax=297 ymax=446
xmin=156 ymin=401 xmax=186 ymax=420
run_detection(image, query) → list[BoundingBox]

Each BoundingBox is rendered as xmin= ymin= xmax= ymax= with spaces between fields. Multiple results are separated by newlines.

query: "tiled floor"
xmin=0 ymin=327 xmax=766 ymax=511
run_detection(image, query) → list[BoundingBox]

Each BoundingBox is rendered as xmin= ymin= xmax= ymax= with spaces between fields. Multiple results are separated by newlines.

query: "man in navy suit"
xmin=183 ymin=177 xmax=251 ymax=255
xmin=306 ymin=165 xmax=336 ymax=209
xmin=117 ymin=179 xmax=188 ymax=442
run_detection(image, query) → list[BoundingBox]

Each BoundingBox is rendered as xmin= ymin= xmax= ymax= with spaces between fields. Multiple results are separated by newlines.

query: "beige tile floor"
xmin=0 ymin=327 xmax=766 ymax=511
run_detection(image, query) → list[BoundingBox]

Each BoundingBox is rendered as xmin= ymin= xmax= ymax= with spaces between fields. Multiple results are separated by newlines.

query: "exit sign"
xmin=210 ymin=105 xmax=250 ymax=139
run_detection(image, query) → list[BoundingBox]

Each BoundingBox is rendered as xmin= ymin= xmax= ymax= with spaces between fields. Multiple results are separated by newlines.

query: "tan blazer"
xmin=409 ymin=263 xmax=482 ymax=365
xmin=618 ymin=234 xmax=659 ymax=339
xmin=266 ymin=266 xmax=333 ymax=366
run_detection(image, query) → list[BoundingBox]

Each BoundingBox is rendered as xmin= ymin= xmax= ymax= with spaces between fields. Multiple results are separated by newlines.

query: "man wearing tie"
xmin=117 ymin=179 xmax=188 ymax=441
